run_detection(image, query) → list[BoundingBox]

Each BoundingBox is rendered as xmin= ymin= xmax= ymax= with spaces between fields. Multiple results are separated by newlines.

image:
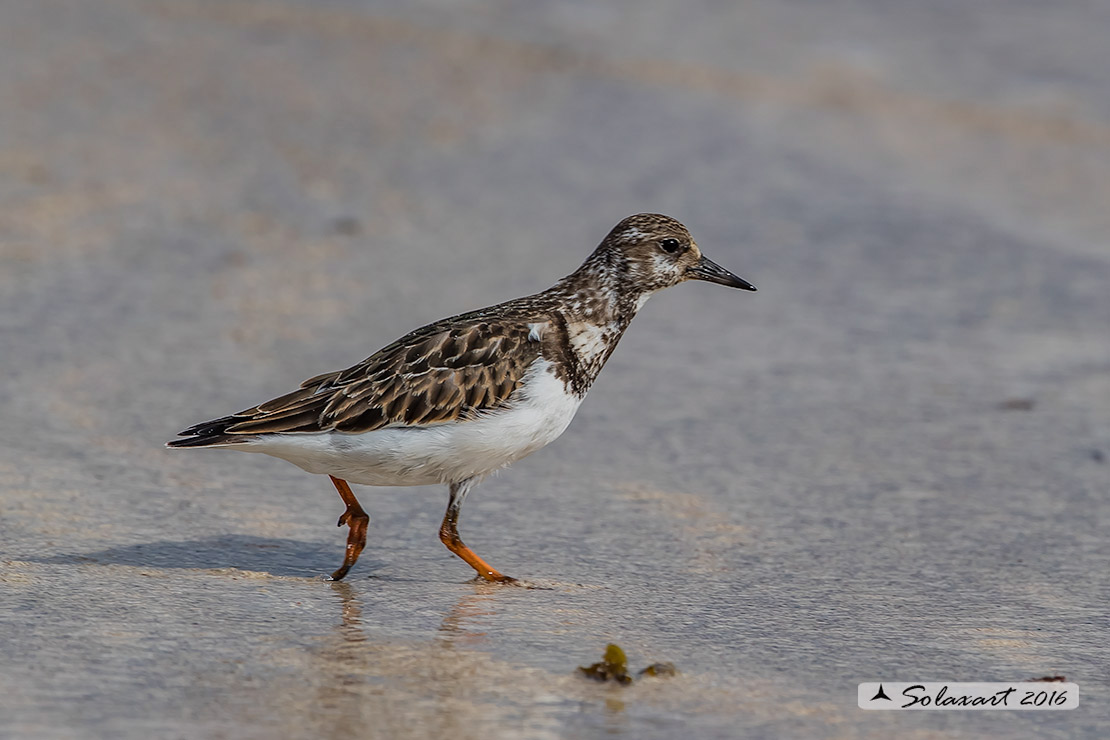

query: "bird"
xmin=167 ymin=214 xmax=755 ymax=582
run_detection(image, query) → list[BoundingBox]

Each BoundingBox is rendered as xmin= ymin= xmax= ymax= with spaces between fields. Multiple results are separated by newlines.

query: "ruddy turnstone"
xmin=168 ymin=214 xmax=755 ymax=582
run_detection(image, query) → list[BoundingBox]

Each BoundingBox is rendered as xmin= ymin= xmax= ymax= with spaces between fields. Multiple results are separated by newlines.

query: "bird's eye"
xmin=659 ymin=238 xmax=682 ymax=254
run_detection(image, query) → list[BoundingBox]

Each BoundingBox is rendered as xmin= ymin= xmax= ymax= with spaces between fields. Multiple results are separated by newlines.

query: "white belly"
xmin=241 ymin=359 xmax=583 ymax=486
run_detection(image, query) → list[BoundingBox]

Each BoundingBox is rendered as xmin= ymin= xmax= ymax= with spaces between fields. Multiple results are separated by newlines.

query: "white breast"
xmin=241 ymin=358 xmax=583 ymax=486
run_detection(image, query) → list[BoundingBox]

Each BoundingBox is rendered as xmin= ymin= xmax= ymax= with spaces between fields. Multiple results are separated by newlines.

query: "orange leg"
xmin=329 ymin=475 xmax=369 ymax=581
xmin=439 ymin=479 xmax=516 ymax=583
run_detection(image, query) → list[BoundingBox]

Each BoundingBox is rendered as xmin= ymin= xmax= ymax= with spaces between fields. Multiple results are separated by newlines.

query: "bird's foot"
xmin=469 ymin=573 xmax=546 ymax=588
xmin=331 ymin=508 xmax=370 ymax=581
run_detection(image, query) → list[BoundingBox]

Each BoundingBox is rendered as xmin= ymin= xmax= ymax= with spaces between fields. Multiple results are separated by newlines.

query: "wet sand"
xmin=2 ymin=1 xmax=1109 ymax=737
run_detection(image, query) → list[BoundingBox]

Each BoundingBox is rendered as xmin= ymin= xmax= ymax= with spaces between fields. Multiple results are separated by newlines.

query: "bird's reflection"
xmin=293 ymin=581 xmax=565 ymax=736
xmin=314 ymin=580 xmax=507 ymax=702
xmin=331 ymin=581 xmax=367 ymax=645
xmin=435 ymin=584 xmax=503 ymax=647
xmin=327 ymin=580 xmax=501 ymax=647
xmin=316 ymin=581 xmax=372 ymax=707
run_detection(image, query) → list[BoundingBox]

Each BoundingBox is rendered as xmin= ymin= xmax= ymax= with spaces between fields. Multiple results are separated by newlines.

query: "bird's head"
xmin=596 ymin=213 xmax=756 ymax=297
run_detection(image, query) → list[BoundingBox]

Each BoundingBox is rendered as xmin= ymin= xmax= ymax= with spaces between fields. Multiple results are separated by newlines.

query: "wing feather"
xmin=180 ymin=318 xmax=547 ymax=440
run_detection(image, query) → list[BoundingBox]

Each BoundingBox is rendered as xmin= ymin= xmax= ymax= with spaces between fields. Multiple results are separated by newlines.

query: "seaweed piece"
xmin=639 ymin=662 xmax=678 ymax=678
xmin=577 ymin=643 xmax=633 ymax=685
xmin=577 ymin=644 xmax=679 ymax=684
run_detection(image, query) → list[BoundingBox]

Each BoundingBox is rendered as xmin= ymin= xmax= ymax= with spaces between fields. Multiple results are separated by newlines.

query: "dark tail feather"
xmin=176 ymin=415 xmax=238 ymax=437
xmin=167 ymin=415 xmax=250 ymax=448
xmin=166 ymin=434 xmax=241 ymax=448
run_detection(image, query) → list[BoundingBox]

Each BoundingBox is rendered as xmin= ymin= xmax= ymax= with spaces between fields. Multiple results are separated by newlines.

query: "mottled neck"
xmin=538 ymin=250 xmax=655 ymax=396
xmin=552 ymin=248 xmax=647 ymax=329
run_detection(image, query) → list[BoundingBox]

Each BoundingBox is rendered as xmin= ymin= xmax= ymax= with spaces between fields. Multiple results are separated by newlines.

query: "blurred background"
xmin=2 ymin=1 xmax=1108 ymax=738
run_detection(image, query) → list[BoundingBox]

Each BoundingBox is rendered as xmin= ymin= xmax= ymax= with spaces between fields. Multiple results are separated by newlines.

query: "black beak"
xmin=687 ymin=256 xmax=757 ymax=291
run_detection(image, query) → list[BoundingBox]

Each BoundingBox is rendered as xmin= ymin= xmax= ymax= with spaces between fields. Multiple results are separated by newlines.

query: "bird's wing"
xmin=180 ymin=317 xmax=547 ymax=440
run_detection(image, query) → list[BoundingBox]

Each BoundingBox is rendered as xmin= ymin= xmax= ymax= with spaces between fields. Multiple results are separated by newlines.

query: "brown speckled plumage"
xmin=171 ymin=214 xmax=750 ymax=445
